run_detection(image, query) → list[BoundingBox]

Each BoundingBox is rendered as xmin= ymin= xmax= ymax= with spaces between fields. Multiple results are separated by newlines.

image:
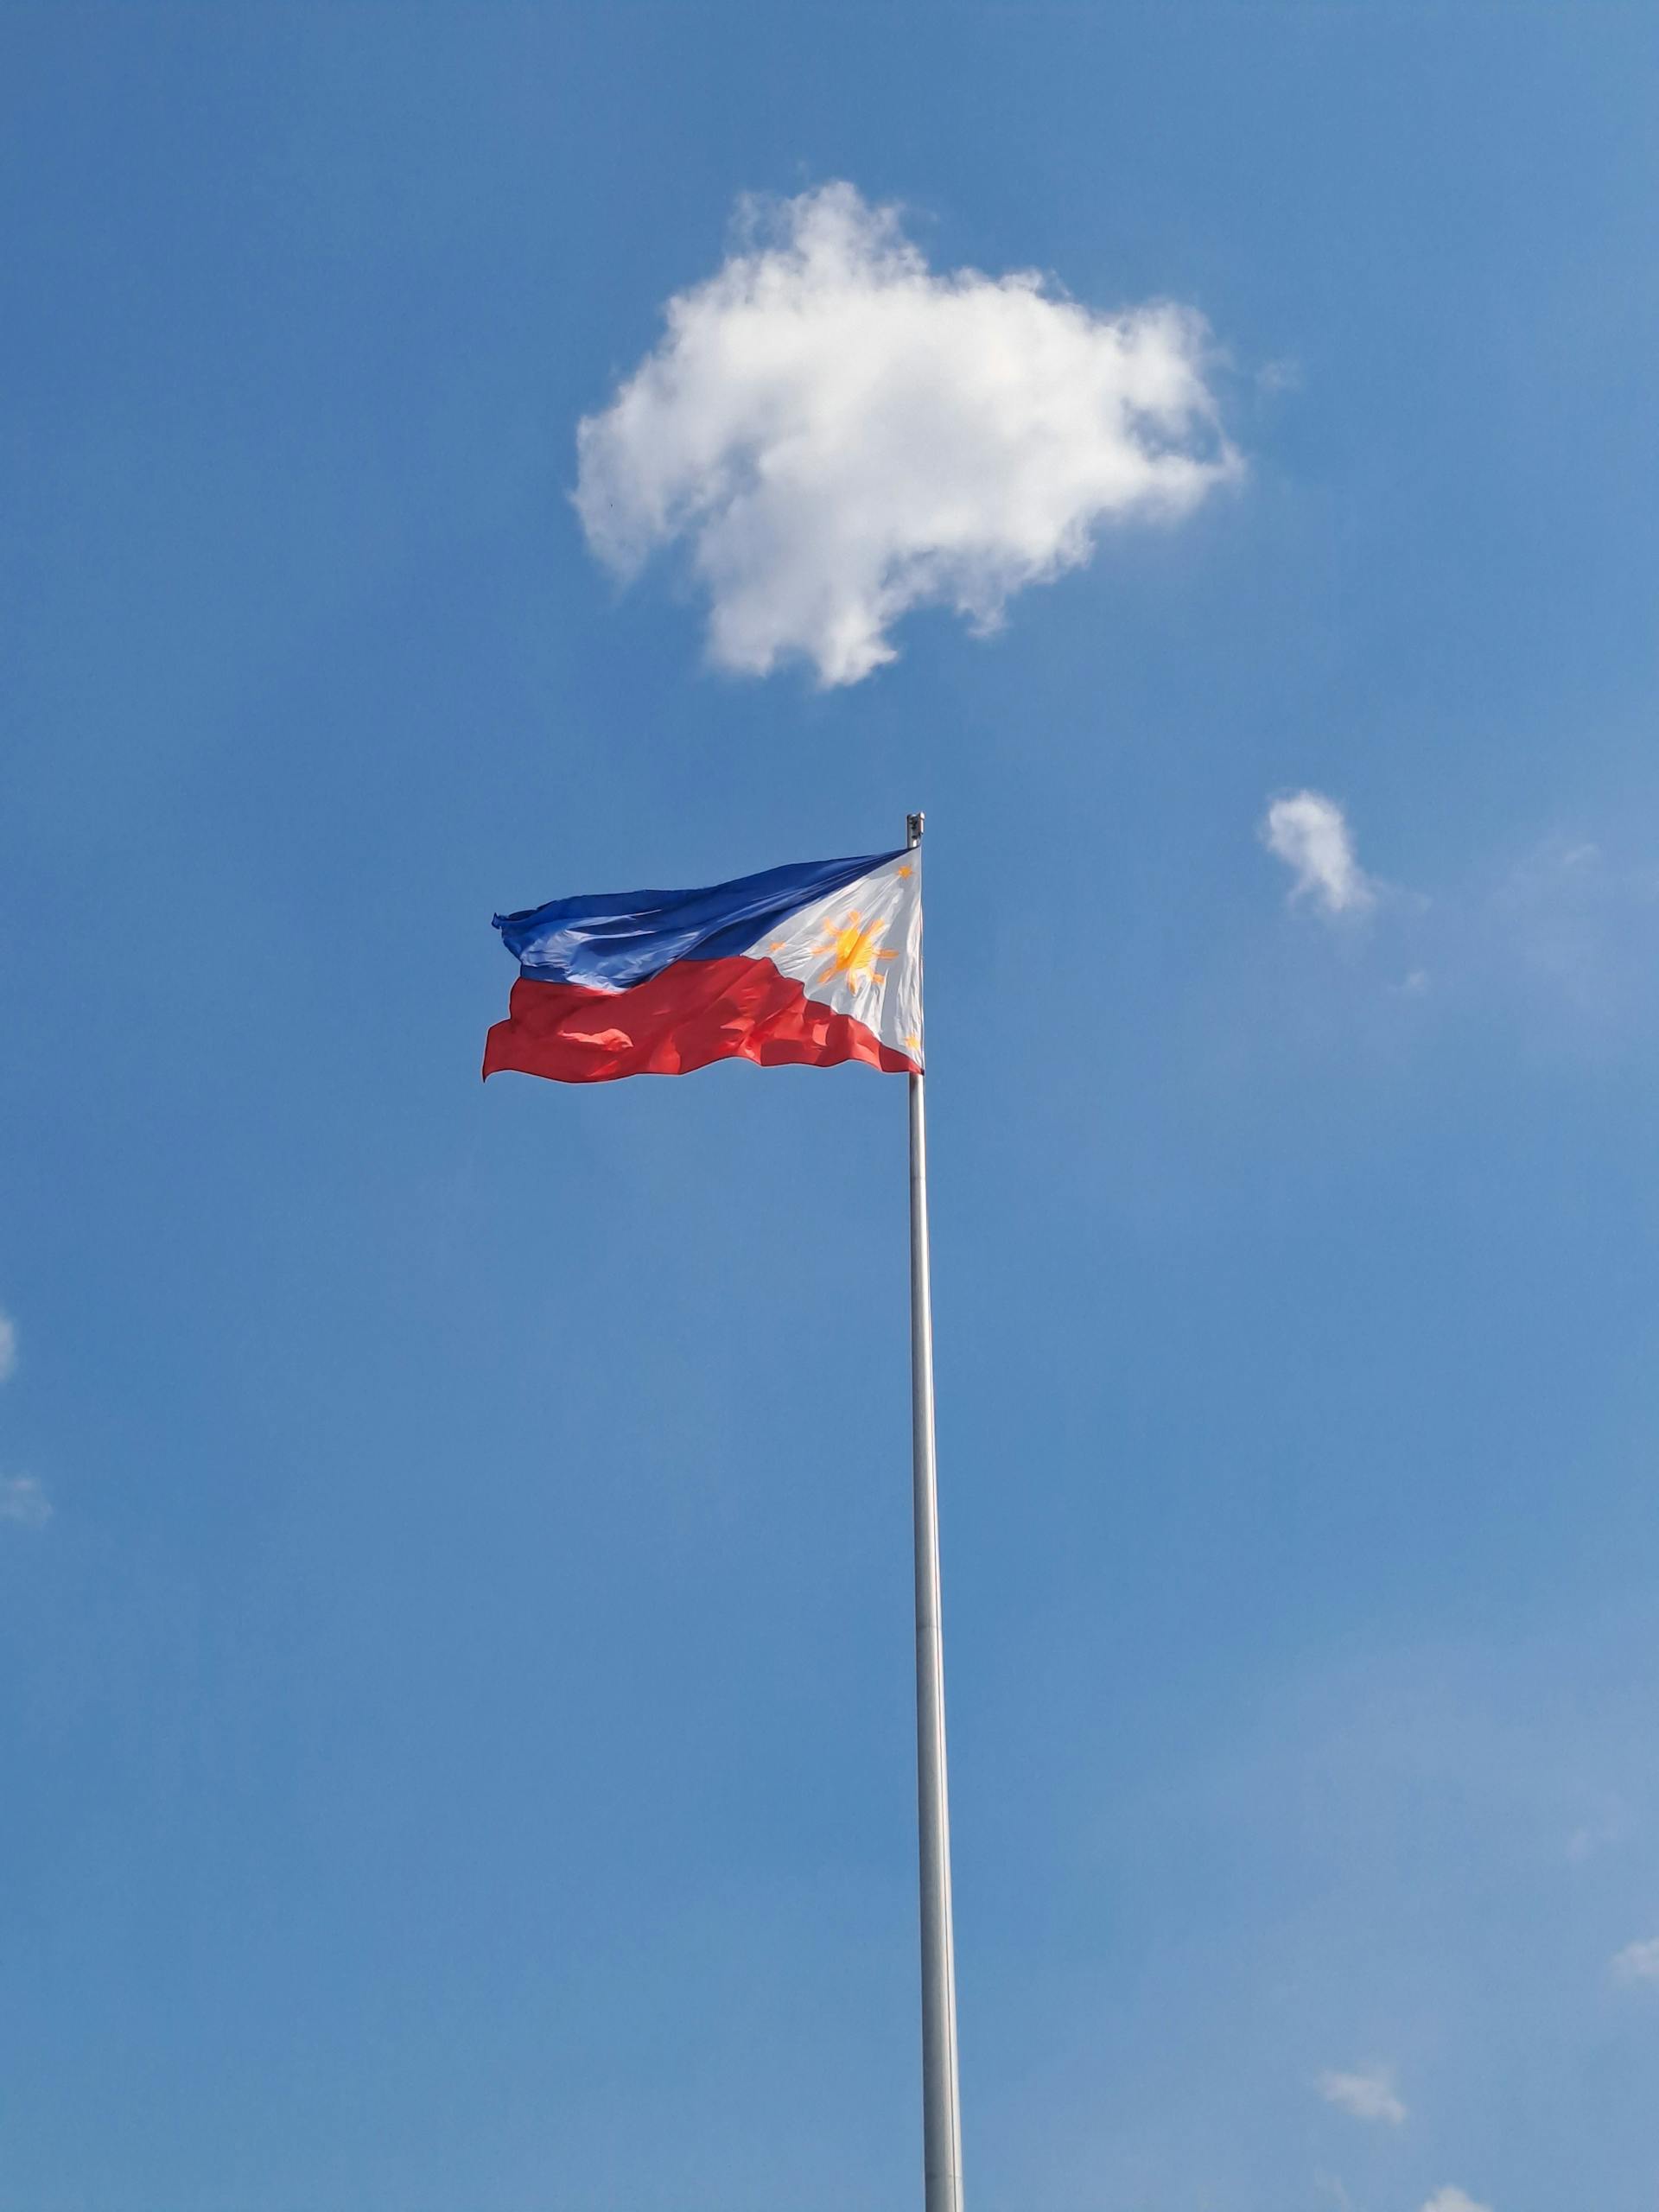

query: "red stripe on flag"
xmin=482 ymin=956 xmax=917 ymax=1084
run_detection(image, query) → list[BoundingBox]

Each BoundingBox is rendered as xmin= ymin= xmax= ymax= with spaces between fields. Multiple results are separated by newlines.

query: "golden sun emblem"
xmin=815 ymin=908 xmax=898 ymax=995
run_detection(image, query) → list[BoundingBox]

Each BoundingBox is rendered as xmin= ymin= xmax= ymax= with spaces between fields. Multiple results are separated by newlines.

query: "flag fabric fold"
xmin=484 ymin=848 xmax=924 ymax=1084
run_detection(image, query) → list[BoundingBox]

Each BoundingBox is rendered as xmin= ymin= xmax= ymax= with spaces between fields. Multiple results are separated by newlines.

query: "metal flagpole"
xmin=906 ymin=810 xmax=963 ymax=2212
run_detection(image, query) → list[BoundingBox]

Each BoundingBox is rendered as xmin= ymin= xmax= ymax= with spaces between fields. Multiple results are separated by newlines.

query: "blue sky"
xmin=3 ymin=6 xmax=1658 ymax=2209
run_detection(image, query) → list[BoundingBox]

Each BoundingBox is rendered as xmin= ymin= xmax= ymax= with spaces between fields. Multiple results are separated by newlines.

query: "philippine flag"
xmin=484 ymin=848 xmax=924 ymax=1084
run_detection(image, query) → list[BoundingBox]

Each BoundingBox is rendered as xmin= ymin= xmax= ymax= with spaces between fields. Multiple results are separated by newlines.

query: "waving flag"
xmin=484 ymin=847 xmax=923 ymax=1083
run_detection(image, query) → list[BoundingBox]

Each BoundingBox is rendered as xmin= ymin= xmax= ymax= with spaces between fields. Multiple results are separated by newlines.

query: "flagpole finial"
xmin=906 ymin=811 xmax=925 ymax=849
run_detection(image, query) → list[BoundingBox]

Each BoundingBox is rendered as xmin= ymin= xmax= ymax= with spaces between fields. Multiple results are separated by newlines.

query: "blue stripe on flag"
xmin=493 ymin=850 xmax=901 ymax=991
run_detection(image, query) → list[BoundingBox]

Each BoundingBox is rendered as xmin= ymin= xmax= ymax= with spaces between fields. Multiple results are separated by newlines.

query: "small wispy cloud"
xmin=1490 ymin=835 xmax=1659 ymax=1023
xmin=1251 ymin=811 xmax=1659 ymax=1046
xmin=1610 ymin=1936 xmax=1659 ymax=1985
xmin=1567 ymin=1798 xmax=1629 ymax=1862
xmin=0 ymin=1310 xmax=16 ymax=1383
xmin=1316 ymin=2065 xmax=1407 ymax=2125
xmin=1421 ymin=2190 xmax=1491 ymax=2212
xmin=575 ymin=181 xmax=1240 ymax=685
xmin=0 ymin=1476 xmax=50 ymax=1529
xmin=1262 ymin=791 xmax=1375 ymax=917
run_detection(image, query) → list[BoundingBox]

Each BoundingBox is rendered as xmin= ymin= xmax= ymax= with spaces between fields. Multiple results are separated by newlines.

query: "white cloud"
xmin=0 ymin=1476 xmax=50 ymax=1529
xmin=1421 ymin=2191 xmax=1491 ymax=2212
xmin=575 ymin=181 xmax=1240 ymax=685
xmin=1316 ymin=2065 xmax=1407 ymax=2125
xmin=1610 ymin=1936 xmax=1659 ymax=1984
xmin=1262 ymin=791 xmax=1376 ymax=916
xmin=0 ymin=1310 xmax=15 ymax=1382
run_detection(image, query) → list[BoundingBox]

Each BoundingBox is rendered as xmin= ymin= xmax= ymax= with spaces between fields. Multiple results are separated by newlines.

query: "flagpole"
xmin=906 ymin=810 xmax=963 ymax=2212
